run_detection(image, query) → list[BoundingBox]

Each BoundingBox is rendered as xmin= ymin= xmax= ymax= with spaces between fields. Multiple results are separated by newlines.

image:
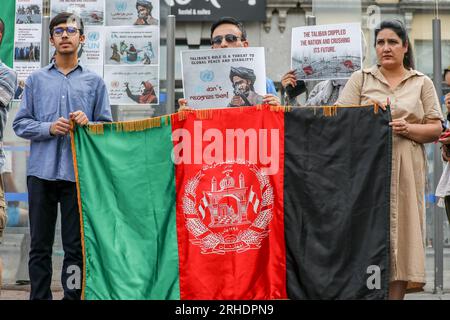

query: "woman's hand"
xmin=390 ymin=118 xmax=441 ymax=144
xmin=389 ymin=118 xmax=409 ymax=136
xmin=263 ymin=94 xmax=281 ymax=106
xmin=367 ymin=98 xmax=388 ymax=111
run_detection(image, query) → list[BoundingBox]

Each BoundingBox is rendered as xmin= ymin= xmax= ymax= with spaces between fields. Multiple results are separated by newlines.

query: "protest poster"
xmin=80 ymin=26 xmax=104 ymax=76
xmin=50 ymin=0 xmax=105 ymax=26
xmin=104 ymin=65 xmax=159 ymax=105
xmin=13 ymin=0 xmax=43 ymax=81
xmin=103 ymin=0 xmax=160 ymax=105
xmin=291 ymin=22 xmax=362 ymax=81
xmin=105 ymin=0 xmax=160 ymax=26
xmin=181 ymin=47 xmax=267 ymax=109
xmin=104 ymin=27 xmax=159 ymax=66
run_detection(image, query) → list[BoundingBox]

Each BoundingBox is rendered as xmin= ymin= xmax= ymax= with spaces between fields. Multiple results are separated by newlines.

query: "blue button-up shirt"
xmin=13 ymin=63 xmax=112 ymax=182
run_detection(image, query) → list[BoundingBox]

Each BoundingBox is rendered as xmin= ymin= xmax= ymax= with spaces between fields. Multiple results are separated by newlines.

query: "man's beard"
xmin=235 ymin=86 xmax=250 ymax=97
xmin=138 ymin=11 xmax=148 ymax=19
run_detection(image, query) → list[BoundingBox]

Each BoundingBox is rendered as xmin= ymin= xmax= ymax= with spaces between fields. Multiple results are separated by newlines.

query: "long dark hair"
xmin=374 ymin=19 xmax=415 ymax=70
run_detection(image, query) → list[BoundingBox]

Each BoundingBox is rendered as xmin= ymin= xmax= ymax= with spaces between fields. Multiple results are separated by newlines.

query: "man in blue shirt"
xmin=13 ymin=12 xmax=112 ymax=300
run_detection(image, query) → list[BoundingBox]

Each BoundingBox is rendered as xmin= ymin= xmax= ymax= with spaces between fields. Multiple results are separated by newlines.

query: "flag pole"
xmin=166 ymin=15 xmax=176 ymax=115
xmin=432 ymin=0 xmax=444 ymax=294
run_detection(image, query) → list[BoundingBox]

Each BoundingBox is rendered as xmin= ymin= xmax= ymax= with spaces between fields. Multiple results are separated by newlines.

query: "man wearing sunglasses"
xmin=179 ymin=16 xmax=280 ymax=109
xmin=13 ymin=12 xmax=112 ymax=300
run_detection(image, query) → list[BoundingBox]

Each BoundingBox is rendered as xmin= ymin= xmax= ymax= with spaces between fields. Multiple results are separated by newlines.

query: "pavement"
xmin=0 ymin=285 xmax=63 ymax=300
xmin=2 ymin=234 xmax=450 ymax=301
xmin=0 ymin=285 xmax=449 ymax=300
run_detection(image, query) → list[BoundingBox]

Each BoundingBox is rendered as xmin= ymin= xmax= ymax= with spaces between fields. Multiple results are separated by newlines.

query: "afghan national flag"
xmin=71 ymin=105 xmax=391 ymax=300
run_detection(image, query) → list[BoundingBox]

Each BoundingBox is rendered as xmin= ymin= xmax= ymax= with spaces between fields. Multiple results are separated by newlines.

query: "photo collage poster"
xmin=13 ymin=0 xmax=43 ymax=94
xmin=50 ymin=0 xmax=160 ymax=105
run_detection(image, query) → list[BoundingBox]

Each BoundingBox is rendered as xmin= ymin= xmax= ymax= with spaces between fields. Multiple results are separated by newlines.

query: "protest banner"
xmin=181 ymin=47 xmax=267 ymax=109
xmin=291 ymin=23 xmax=362 ymax=81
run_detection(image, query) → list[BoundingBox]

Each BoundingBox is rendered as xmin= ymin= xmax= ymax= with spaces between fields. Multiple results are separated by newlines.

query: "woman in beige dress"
xmin=337 ymin=19 xmax=443 ymax=300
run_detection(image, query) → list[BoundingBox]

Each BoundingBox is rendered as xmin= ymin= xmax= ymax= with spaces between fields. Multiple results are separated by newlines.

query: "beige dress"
xmin=337 ymin=65 xmax=444 ymax=292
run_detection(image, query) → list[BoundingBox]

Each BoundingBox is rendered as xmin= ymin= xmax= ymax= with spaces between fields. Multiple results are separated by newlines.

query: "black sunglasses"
xmin=211 ymin=34 xmax=242 ymax=45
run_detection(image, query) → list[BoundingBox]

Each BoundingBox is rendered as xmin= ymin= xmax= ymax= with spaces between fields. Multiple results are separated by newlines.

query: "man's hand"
xmin=70 ymin=110 xmax=89 ymax=126
xmin=263 ymin=94 xmax=281 ymax=106
xmin=50 ymin=117 xmax=71 ymax=136
xmin=178 ymin=98 xmax=194 ymax=112
xmin=281 ymin=70 xmax=297 ymax=89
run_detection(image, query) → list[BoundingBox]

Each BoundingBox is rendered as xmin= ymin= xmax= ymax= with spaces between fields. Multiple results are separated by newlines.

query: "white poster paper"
xmin=291 ymin=23 xmax=362 ymax=81
xmin=105 ymin=0 xmax=159 ymax=26
xmin=104 ymin=65 xmax=159 ymax=105
xmin=104 ymin=26 xmax=159 ymax=65
xmin=13 ymin=0 xmax=43 ymax=81
xmin=50 ymin=0 xmax=105 ymax=26
xmin=181 ymin=47 xmax=267 ymax=109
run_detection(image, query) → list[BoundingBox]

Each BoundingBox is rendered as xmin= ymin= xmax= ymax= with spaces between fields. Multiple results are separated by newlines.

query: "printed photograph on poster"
xmin=14 ymin=79 xmax=26 ymax=100
xmin=14 ymin=42 xmax=40 ymax=63
xmin=14 ymin=0 xmax=43 ymax=42
xmin=104 ymin=65 xmax=159 ymax=105
xmin=291 ymin=23 xmax=362 ymax=81
xmin=181 ymin=47 xmax=267 ymax=109
xmin=51 ymin=0 xmax=105 ymax=26
xmin=15 ymin=1 xmax=42 ymax=24
xmin=105 ymin=27 xmax=158 ymax=65
xmin=105 ymin=0 xmax=159 ymax=26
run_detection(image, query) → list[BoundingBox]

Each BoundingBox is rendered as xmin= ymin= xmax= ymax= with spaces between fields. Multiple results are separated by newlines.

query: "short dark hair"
xmin=49 ymin=12 xmax=84 ymax=37
xmin=444 ymin=67 xmax=450 ymax=80
xmin=210 ymin=16 xmax=247 ymax=41
xmin=374 ymin=19 xmax=415 ymax=70
xmin=0 ymin=18 xmax=5 ymax=45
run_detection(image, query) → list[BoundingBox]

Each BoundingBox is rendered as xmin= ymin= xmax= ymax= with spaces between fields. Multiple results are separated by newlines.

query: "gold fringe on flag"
xmin=269 ymin=105 xmax=292 ymax=113
xmin=373 ymin=103 xmax=379 ymax=114
xmin=177 ymin=111 xmax=188 ymax=121
xmin=87 ymin=123 xmax=105 ymax=135
xmin=322 ymin=106 xmax=338 ymax=117
xmin=195 ymin=109 xmax=213 ymax=120
xmin=116 ymin=117 xmax=162 ymax=132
